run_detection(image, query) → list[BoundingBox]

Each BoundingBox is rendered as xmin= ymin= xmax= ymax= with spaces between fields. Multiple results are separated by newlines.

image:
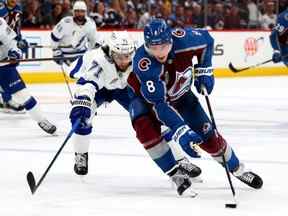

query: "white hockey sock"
xmin=27 ymin=103 xmax=46 ymax=122
xmin=168 ymin=140 xmax=185 ymax=161
xmin=73 ymin=133 xmax=90 ymax=153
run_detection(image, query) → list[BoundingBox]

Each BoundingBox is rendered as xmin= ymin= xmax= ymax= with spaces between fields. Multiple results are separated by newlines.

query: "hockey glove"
xmin=194 ymin=67 xmax=214 ymax=95
xmin=172 ymin=125 xmax=203 ymax=153
xmin=17 ymin=39 xmax=29 ymax=53
xmin=70 ymin=96 xmax=92 ymax=127
xmin=272 ymin=51 xmax=282 ymax=63
xmin=52 ymin=48 xmax=64 ymax=65
xmin=163 ymin=128 xmax=200 ymax=158
xmin=8 ymin=49 xmax=22 ymax=62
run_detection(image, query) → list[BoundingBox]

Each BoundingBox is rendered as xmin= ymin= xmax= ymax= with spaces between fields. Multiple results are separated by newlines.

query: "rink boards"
xmin=19 ymin=30 xmax=288 ymax=83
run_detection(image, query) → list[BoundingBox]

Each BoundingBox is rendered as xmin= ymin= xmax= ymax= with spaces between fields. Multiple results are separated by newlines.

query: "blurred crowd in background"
xmin=18 ymin=0 xmax=288 ymax=30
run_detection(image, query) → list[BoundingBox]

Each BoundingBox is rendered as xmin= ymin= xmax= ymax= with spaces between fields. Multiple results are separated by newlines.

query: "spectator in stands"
xmin=61 ymin=0 xmax=73 ymax=17
xmin=171 ymin=4 xmax=185 ymax=28
xmin=245 ymin=0 xmax=261 ymax=28
xmin=279 ymin=0 xmax=288 ymax=13
xmin=137 ymin=4 xmax=158 ymax=29
xmin=224 ymin=4 xmax=241 ymax=29
xmin=22 ymin=0 xmax=43 ymax=28
xmin=104 ymin=0 xmax=124 ymax=29
xmin=260 ymin=1 xmax=277 ymax=30
xmin=209 ymin=2 xmax=225 ymax=30
xmin=42 ymin=3 xmax=63 ymax=28
xmin=90 ymin=1 xmax=106 ymax=28
xmin=192 ymin=2 xmax=204 ymax=28
xmin=123 ymin=1 xmax=138 ymax=28
xmin=183 ymin=3 xmax=193 ymax=27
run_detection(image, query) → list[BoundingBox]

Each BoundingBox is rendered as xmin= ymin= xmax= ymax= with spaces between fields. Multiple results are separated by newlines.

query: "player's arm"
xmin=69 ymin=55 xmax=104 ymax=126
xmin=50 ymin=20 xmax=66 ymax=64
xmin=269 ymin=17 xmax=288 ymax=63
xmin=140 ymin=75 xmax=185 ymax=132
xmin=87 ymin=19 xmax=103 ymax=49
xmin=1 ymin=21 xmax=22 ymax=62
xmin=15 ymin=9 xmax=29 ymax=53
xmin=194 ymin=29 xmax=215 ymax=94
xmin=128 ymin=71 xmax=202 ymax=150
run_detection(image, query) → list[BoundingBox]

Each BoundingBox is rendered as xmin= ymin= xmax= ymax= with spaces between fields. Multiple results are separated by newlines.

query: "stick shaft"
xmin=27 ymin=119 xmax=80 ymax=194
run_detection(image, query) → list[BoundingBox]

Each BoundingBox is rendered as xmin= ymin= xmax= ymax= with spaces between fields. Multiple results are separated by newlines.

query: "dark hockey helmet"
xmin=144 ymin=18 xmax=172 ymax=47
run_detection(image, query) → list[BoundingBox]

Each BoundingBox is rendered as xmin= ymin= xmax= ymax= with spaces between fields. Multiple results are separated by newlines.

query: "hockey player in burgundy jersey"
xmin=270 ymin=8 xmax=288 ymax=66
xmin=127 ymin=18 xmax=263 ymax=195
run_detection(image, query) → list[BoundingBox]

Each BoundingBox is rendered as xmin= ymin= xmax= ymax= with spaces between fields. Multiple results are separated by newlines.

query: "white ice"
xmin=0 ymin=76 xmax=288 ymax=216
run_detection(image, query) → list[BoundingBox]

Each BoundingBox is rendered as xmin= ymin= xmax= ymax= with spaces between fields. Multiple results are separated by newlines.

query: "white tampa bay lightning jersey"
xmin=0 ymin=17 xmax=21 ymax=65
xmin=51 ymin=16 xmax=101 ymax=59
xmin=65 ymin=47 xmax=132 ymax=99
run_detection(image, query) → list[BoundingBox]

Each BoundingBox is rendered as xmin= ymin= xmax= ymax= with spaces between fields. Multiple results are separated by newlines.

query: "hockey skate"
xmin=74 ymin=152 xmax=88 ymax=175
xmin=38 ymin=119 xmax=57 ymax=135
xmin=0 ymin=101 xmax=25 ymax=114
xmin=233 ymin=163 xmax=263 ymax=189
xmin=177 ymin=157 xmax=203 ymax=183
xmin=168 ymin=166 xmax=197 ymax=197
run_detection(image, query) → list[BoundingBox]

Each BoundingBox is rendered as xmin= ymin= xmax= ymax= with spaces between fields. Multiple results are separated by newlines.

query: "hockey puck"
xmin=225 ymin=203 xmax=237 ymax=208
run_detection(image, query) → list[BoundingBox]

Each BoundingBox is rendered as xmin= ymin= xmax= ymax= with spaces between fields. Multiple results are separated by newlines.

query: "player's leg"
xmin=113 ymin=88 xmax=202 ymax=180
xmin=0 ymin=65 xmax=56 ymax=134
xmin=162 ymin=128 xmax=202 ymax=181
xmin=0 ymin=91 xmax=25 ymax=113
xmin=129 ymin=97 xmax=196 ymax=196
xmin=176 ymin=91 xmax=263 ymax=189
xmin=71 ymin=93 xmax=97 ymax=176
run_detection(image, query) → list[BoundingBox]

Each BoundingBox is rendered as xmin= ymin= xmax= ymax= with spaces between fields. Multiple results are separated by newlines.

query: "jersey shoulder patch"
xmin=138 ymin=57 xmax=151 ymax=72
xmin=172 ymin=28 xmax=186 ymax=38
xmin=63 ymin=16 xmax=72 ymax=23
xmin=133 ymin=46 xmax=163 ymax=81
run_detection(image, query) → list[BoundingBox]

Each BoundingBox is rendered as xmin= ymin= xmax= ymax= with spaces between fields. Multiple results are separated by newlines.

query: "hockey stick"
xmin=0 ymin=56 xmax=74 ymax=63
xmin=26 ymin=118 xmax=81 ymax=194
xmin=201 ymin=87 xmax=237 ymax=208
xmin=228 ymin=59 xmax=272 ymax=73
xmin=29 ymin=45 xmax=72 ymax=49
xmin=60 ymin=64 xmax=73 ymax=100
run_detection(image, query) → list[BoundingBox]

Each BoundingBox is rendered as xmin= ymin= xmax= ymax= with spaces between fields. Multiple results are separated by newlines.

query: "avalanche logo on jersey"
xmin=172 ymin=28 xmax=186 ymax=38
xmin=168 ymin=66 xmax=192 ymax=101
xmin=138 ymin=57 xmax=151 ymax=71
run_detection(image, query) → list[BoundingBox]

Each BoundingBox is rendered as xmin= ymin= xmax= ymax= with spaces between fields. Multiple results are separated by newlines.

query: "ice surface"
xmin=0 ymin=76 xmax=288 ymax=216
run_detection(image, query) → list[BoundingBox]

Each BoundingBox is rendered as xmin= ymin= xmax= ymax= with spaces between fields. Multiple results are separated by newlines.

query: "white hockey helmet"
xmin=107 ymin=31 xmax=135 ymax=56
xmin=73 ymin=1 xmax=87 ymax=13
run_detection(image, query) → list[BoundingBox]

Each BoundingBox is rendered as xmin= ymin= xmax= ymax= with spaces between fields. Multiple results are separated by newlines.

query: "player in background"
xmin=51 ymin=0 xmax=102 ymax=67
xmin=0 ymin=0 xmax=29 ymax=112
xmin=67 ymin=31 xmax=202 ymax=191
xmin=270 ymin=8 xmax=288 ymax=66
xmin=128 ymin=19 xmax=263 ymax=196
xmin=0 ymin=17 xmax=56 ymax=134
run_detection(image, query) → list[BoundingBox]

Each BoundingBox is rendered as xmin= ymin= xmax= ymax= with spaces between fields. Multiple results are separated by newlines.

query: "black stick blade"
xmin=228 ymin=62 xmax=249 ymax=73
xmin=27 ymin=171 xmax=36 ymax=194
xmin=225 ymin=203 xmax=237 ymax=209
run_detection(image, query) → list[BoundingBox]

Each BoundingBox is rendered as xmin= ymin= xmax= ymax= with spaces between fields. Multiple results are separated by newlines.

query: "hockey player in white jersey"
xmin=68 ymin=31 xmax=135 ymax=176
xmin=67 ymin=31 xmax=202 ymax=195
xmin=0 ymin=17 xmax=56 ymax=134
xmin=51 ymin=1 xmax=102 ymax=66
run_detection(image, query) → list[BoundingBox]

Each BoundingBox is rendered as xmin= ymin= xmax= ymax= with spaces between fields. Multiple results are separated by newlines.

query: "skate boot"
xmin=0 ymin=101 xmax=25 ymax=113
xmin=38 ymin=119 xmax=57 ymax=135
xmin=168 ymin=166 xmax=197 ymax=197
xmin=233 ymin=163 xmax=263 ymax=189
xmin=74 ymin=152 xmax=88 ymax=175
xmin=177 ymin=157 xmax=201 ymax=178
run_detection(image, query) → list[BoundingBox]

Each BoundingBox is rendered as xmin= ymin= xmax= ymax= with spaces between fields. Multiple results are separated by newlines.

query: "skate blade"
xmin=0 ymin=109 xmax=26 ymax=114
xmin=78 ymin=175 xmax=86 ymax=183
xmin=180 ymin=188 xmax=198 ymax=198
xmin=190 ymin=176 xmax=203 ymax=183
